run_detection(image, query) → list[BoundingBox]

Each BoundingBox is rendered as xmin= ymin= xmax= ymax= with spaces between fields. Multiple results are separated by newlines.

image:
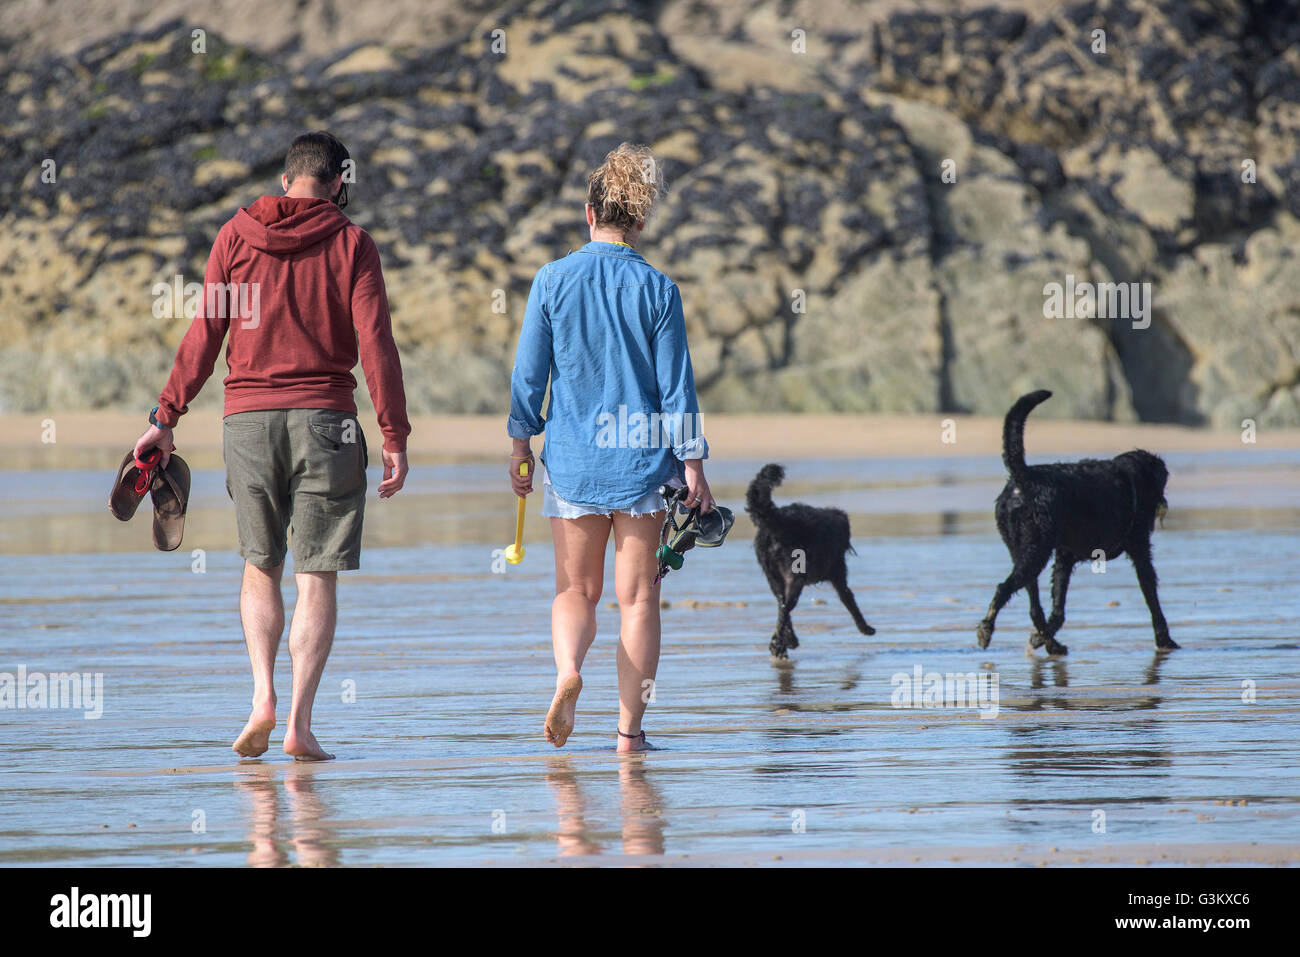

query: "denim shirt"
xmin=508 ymin=241 xmax=708 ymax=509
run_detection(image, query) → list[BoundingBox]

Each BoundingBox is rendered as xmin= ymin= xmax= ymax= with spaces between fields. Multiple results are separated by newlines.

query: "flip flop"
xmin=149 ymin=453 xmax=190 ymax=551
xmin=109 ymin=448 xmax=163 ymax=522
xmin=693 ymin=505 xmax=734 ymax=548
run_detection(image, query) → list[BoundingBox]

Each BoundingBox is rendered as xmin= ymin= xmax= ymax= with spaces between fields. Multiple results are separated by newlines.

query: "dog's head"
xmin=1115 ymin=449 xmax=1169 ymax=528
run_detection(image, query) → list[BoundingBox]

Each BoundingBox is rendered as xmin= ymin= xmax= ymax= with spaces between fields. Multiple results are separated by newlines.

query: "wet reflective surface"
xmin=1 ymin=453 xmax=1298 ymax=866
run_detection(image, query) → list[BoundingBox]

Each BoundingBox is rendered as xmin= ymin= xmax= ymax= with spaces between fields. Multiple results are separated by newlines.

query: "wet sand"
xmin=1 ymin=421 xmax=1298 ymax=866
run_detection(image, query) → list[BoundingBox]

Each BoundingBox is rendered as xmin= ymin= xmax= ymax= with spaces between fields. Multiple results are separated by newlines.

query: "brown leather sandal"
xmin=109 ymin=449 xmax=162 ymax=522
xmin=150 ymin=454 xmax=190 ymax=552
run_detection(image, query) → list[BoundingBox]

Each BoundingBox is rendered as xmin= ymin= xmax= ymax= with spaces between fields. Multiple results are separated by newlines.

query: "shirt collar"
xmin=578 ymin=240 xmax=645 ymax=260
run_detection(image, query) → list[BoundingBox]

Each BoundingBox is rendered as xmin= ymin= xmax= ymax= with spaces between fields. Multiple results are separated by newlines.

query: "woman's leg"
xmin=611 ymin=511 xmax=664 ymax=752
xmin=545 ymin=513 xmax=612 ymax=746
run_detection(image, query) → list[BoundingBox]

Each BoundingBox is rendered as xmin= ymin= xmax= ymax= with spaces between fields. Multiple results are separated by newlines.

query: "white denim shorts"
xmin=540 ymin=475 xmax=673 ymax=519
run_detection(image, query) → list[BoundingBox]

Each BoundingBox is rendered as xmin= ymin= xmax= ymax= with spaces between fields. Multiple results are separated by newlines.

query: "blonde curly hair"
xmin=586 ymin=143 xmax=664 ymax=232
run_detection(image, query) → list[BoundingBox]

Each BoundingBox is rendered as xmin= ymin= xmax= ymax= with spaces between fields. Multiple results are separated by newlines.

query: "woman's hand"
xmin=682 ymin=458 xmax=714 ymax=512
xmin=510 ymin=440 xmax=535 ymax=496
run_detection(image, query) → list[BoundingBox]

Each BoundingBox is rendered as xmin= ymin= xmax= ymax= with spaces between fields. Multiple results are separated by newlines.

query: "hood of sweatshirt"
xmin=231 ymin=196 xmax=349 ymax=253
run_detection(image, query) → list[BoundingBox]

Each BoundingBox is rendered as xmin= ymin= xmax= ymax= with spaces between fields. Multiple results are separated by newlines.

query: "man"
xmin=134 ymin=131 xmax=410 ymax=761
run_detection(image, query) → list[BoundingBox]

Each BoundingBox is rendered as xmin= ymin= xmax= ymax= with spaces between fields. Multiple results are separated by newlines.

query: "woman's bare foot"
xmin=233 ymin=698 xmax=277 ymax=757
xmin=545 ymin=673 xmax=583 ymax=747
xmin=616 ymin=729 xmax=656 ymax=753
xmin=284 ymin=725 xmax=335 ymax=761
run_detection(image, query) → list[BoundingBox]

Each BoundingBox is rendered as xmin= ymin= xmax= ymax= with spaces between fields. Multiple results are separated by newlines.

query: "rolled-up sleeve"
xmin=652 ymin=282 xmax=709 ymax=460
xmin=507 ymin=265 xmax=552 ymax=439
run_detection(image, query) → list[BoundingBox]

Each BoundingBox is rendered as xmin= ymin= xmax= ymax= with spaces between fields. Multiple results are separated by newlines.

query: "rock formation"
xmin=2 ymin=0 xmax=1297 ymax=425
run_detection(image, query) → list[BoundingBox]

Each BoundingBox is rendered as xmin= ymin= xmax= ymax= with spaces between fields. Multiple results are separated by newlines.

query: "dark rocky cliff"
xmin=2 ymin=0 xmax=1298 ymax=425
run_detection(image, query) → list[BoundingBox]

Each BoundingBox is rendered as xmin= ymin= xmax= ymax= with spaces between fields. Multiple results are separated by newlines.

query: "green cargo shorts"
xmin=223 ymin=409 xmax=368 ymax=572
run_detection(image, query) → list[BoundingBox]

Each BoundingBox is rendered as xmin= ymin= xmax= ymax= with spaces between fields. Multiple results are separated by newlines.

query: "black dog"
xmin=977 ymin=390 xmax=1177 ymax=656
xmin=746 ymin=464 xmax=876 ymax=658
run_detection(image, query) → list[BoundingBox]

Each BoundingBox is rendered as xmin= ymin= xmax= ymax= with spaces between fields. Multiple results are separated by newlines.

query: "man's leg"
xmin=225 ymin=410 xmax=290 ymax=757
xmin=233 ymin=561 xmax=284 ymax=757
xmin=283 ymin=409 xmax=368 ymax=759
xmin=283 ymin=571 xmax=338 ymax=761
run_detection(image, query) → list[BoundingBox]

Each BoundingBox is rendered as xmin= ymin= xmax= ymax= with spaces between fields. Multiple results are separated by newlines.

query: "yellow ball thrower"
xmin=504 ymin=460 xmax=529 ymax=564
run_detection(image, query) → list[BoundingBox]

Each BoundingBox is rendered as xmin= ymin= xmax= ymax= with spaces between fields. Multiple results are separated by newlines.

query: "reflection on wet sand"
xmin=773 ymin=658 xmax=797 ymax=697
xmin=235 ymin=765 xmax=287 ymax=868
xmin=235 ymin=764 xmax=339 ymax=867
xmin=545 ymin=755 xmax=666 ymax=860
xmin=1002 ymin=656 xmax=1174 ymax=788
xmin=767 ymin=654 xmax=871 ymax=716
xmin=617 ymin=756 xmax=666 ymax=858
xmin=545 ymin=757 xmax=604 ymax=857
xmin=1005 ymin=653 xmax=1170 ymax=713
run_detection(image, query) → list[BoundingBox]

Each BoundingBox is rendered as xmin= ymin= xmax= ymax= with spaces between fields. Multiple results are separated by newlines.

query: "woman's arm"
xmin=653 ymin=282 xmax=714 ymax=511
xmin=507 ymin=267 xmax=551 ymax=495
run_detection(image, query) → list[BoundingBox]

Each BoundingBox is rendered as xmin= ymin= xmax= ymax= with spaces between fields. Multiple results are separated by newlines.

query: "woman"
xmin=507 ymin=143 xmax=714 ymax=753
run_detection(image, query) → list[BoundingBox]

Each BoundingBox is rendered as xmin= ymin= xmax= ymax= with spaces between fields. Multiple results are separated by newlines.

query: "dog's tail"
xmin=1002 ymin=390 xmax=1052 ymax=482
xmin=746 ymin=463 xmax=785 ymax=522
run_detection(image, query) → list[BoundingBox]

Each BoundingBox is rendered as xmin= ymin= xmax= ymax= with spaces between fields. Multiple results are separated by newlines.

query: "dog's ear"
xmin=1121 ymin=450 xmax=1170 ymax=502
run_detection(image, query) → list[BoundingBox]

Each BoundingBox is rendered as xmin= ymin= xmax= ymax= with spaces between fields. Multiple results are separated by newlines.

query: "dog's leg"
xmin=780 ymin=578 xmax=805 ymax=652
xmin=977 ymin=551 xmax=1049 ymax=649
xmin=765 ymin=566 xmax=791 ymax=658
xmin=771 ymin=598 xmax=792 ymax=658
xmin=831 ymin=569 xmax=875 ymax=636
xmin=1031 ymin=550 xmax=1073 ymax=656
xmin=1025 ymin=577 xmax=1049 ymax=641
xmin=1130 ymin=542 xmax=1178 ymax=650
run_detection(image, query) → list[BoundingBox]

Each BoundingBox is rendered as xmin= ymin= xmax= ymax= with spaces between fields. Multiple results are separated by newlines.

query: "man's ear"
xmin=585 ymin=203 xmax=595 ymax=227
xmin=330 ymin=174 xmax=344 ymax=198
xmin=281 ymin=173 xmax=291 ymax=192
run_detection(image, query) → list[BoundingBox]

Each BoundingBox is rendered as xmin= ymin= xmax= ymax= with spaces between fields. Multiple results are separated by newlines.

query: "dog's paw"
xmin=976 ymin=622 xmax=993 ymax=649
xmin=1043 ymin=638 xmax=1069 ymax=657
xmin=1156 ymin=634 xmax=1180 ymax=651
xmin=769 ymin=637 xmax=790 ymax=659
xmin=1028 ymin=631 xmax=1046 ymax=649
xmin=860 ymin=623 xmax=876 ymax=636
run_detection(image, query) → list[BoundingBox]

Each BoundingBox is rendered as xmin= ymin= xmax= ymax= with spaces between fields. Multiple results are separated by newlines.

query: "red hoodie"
xmin=156 ymin=196 xmax=410 ymax=452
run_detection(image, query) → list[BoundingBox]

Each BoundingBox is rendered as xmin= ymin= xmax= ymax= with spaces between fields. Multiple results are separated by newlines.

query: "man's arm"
xmin=134 ymin=232 xmax=232 ymax=465
xmin=352 ymin=233 xmax=410 ymax=497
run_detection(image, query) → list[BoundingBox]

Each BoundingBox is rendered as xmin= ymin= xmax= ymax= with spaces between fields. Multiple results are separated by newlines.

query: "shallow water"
xmin=1 ymin=452 xmax=1298 ymax=866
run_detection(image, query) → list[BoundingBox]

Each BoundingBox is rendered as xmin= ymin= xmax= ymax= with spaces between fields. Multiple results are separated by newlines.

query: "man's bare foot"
xmin=544 ymin=673 xmax=583 ymax=748
xmin=616 ymin=729 xmax=657 ymax=753
xmin=233 ymin=699 xmax=277 ymax=757
xmin=284 ymin=726 xmax=335 ymax=761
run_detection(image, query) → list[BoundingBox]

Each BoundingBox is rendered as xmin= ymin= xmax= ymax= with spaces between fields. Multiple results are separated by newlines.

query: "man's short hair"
xmin=284 ymin=131 xmax=350 ymax=190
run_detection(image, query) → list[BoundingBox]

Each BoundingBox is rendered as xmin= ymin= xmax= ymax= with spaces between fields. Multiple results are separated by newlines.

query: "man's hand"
xmin=379 ymin=449 xmax=408 ymax=498
xmin=133 ymin=425 xmax=175 ymax=469
xmin=682 ymin=458 xmax=714 ymax=513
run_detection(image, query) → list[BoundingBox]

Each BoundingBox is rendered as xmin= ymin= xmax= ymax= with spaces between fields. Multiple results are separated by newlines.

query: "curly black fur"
xmin=976 ymin=390 xmax=1178 ymax=656
xmin=746 ymin=463 xmax=876 ymax=658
